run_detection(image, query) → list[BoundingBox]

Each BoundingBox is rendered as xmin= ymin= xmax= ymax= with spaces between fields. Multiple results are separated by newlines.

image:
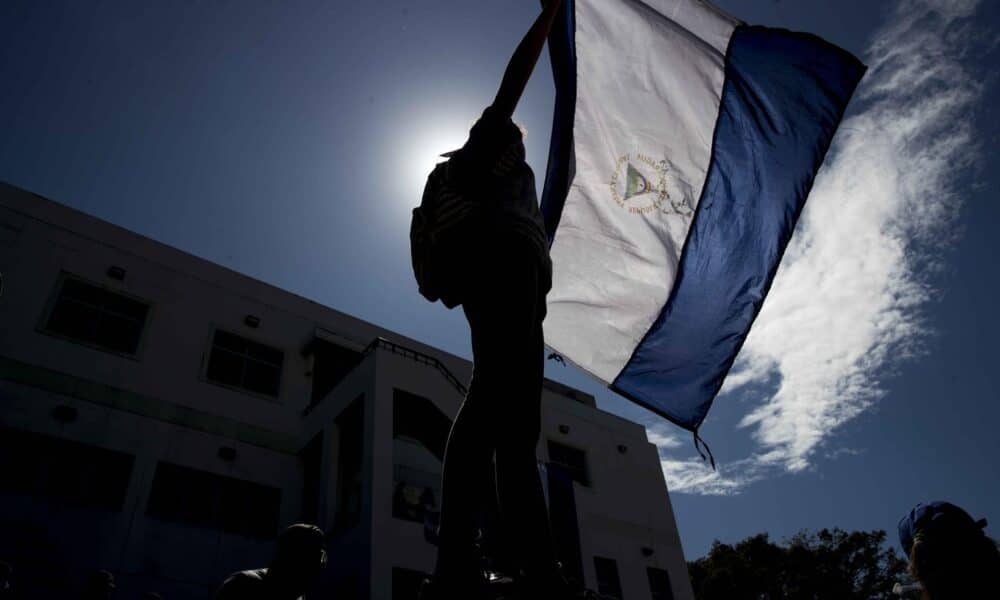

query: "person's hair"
xmin=909 ymin=528 xmax=1000 ymax=599
xmin=273 ymin=524 xmax=326 ymax=568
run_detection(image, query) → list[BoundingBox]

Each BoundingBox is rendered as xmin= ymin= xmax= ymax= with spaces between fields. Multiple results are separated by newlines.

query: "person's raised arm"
xmin=491 ymin=0 xmax=564 ymax=120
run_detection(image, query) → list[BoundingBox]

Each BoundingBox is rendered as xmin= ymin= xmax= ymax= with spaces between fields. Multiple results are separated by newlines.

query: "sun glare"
xmin=400 ymin=117 xmax=471 ymax=204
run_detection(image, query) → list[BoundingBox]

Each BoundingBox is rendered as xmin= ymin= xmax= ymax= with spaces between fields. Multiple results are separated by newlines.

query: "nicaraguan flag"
xmin=541 ymin=0 xmax=866 ymax=435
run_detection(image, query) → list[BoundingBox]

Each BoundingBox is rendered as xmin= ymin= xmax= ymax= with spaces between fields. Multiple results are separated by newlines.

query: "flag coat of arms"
xmin=541 ymin=0 xmax=866 ymax=436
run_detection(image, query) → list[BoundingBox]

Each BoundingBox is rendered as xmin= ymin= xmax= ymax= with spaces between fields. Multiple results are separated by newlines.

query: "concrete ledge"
xmin=0 ymin=354 xmax=299 ymax=453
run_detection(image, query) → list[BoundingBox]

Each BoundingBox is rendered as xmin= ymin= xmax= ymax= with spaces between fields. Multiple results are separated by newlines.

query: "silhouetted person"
xmin=215 ymin=524 xmax=326 ymax=600
xmin=418 ymin=103 xmax=589 ymax=600
xmin=81 ymin=570 xmax=116 ymax=600
xmin=412 ymin=1 xmax=588 ymax=597
xmin=898 ymin=501 xmax=1000 ymax=599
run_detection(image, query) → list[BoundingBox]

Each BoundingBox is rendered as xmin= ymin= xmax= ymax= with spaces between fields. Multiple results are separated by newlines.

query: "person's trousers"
xmin=434 ymin=244 xmax=556 ymax=580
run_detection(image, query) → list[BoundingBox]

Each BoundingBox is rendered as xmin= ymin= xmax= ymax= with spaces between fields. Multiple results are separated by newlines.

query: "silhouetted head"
xmin=269 ymin=524 xmax=327 ymax=596
xmin=81 ymin=570 xmax=115 ymax=600
xmin=445 ymin=106 xmax=525 ymax=187
xmin=899 ymin=501 xmax=1000 ymax=599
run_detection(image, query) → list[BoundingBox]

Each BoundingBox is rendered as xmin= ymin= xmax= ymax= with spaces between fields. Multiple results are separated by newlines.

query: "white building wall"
xmin=0 ymin=181 xmax=694 ymax=600
xmin=0 ymin=375 xmax=298 ymax=599
xmin=370 ymin=348 xmax=466 ymax=600
xmin=540 ymin=394 xmax=694 ymax=600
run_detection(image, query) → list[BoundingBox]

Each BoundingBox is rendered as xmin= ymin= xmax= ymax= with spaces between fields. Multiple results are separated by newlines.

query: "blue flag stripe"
xmin=540 ymin=0 xmax=577 ymax=243
xmin=611 ymin=25 xmax=866 ymax=431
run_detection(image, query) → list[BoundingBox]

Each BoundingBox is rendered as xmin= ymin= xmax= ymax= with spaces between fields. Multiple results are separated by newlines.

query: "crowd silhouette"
xmin=2 ymin=504 xmax=993 ymax=598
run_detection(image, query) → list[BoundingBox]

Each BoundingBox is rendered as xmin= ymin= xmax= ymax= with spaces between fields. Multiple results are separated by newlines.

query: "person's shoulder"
xmin=422 ymin=161 xmax=451 ymax=197
xmin=216 ymin=569 xmax=266 ymax=598
xmin=231 ymin=569 xmax=267 ymax=584
xmin=429 ymin=160 xmax=451 ymax=182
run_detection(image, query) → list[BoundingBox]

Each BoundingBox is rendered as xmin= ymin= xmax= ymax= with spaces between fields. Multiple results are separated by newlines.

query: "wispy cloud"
xmin=660 ymin=457 xmax=763 ymax=496
xmin=646 ymin=424 xmax=685 ymax=449
xmin=651 ymin=0 xmax=986 ymax=494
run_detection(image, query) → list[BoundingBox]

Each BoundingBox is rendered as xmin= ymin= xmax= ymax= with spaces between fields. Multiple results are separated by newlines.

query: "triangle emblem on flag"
xmin=624 ymin=162 xmax=651 ymax=200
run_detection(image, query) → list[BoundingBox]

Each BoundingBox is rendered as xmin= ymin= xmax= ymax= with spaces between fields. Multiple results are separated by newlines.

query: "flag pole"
xmin=491 ymin=0 xmax=564 ymax=120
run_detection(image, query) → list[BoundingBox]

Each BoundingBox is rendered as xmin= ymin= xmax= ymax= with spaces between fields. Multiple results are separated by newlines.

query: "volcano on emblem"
xmin=624 ymin=163 xmax=652 ymax=200
xmin=610 ymin=153 xmax=669 ymax=215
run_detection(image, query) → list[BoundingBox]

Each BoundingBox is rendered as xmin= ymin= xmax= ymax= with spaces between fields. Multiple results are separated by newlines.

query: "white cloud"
xmin=660 ymin=459 xmax=750 ymax=496
xmin=646 ymin=424 xmax=685 ymax=449
xmin=653 ymin=0 xmax=985 ymax=494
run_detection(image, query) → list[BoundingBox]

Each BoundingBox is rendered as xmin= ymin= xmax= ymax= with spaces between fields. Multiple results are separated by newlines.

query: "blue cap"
xmin=898 ymin=501 xmax=988 ymax=557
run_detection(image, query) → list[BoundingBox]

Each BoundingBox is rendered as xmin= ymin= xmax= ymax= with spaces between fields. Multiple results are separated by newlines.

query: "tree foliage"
xmin=688 ymin=528 xmax=909 ymax=600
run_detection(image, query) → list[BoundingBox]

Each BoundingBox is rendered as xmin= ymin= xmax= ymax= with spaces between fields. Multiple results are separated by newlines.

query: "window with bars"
xmin=205 ymin=329 xmax=284 ymax=397
xmin=43 ymin=275 xmax=150 ymax=355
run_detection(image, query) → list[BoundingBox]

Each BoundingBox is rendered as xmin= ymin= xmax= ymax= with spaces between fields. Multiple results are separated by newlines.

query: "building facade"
xmin=0 ymin=181 xmax=694 ymax=600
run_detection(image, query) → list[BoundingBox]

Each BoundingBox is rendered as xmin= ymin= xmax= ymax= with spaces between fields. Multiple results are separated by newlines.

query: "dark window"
xmin=545 ymin=464 xmax=585 ymax=586
xmin=146 ymin=462 xmax=281 ymax=539
xmin=0 ymin=427 xmax=134 ymax=510
xmin=44 ymin=277 xmax=150 ymax=355
xmin=548 ymin=441 xmax=590 ymax=486
xmin=392 ymin=389 xmax=450 ymax=523
xmin=393 ymin=389 xmax=451 ymax=462
xmin=205 ymin=330 xmax=283 ymax=397
xmin=647 ymin=567 xmax=674 ymax=600
xmin=594 ymin=557 xmax=623 ymax=599
xmin=333 ymin=396 xmax=365 ymax=534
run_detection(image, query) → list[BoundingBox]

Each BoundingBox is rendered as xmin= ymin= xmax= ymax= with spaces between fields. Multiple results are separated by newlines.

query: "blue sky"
xmin=1 ymin=0 xmax=997 ymax=560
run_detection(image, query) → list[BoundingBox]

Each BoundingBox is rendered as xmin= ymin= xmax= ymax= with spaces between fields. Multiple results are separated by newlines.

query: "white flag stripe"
xmin=657 ymin=0 xmax=740 ymax=54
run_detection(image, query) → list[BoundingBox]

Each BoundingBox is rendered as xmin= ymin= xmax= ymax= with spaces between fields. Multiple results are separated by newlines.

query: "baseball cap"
xmin=898 ymin=501 xmax=988 ymax=557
